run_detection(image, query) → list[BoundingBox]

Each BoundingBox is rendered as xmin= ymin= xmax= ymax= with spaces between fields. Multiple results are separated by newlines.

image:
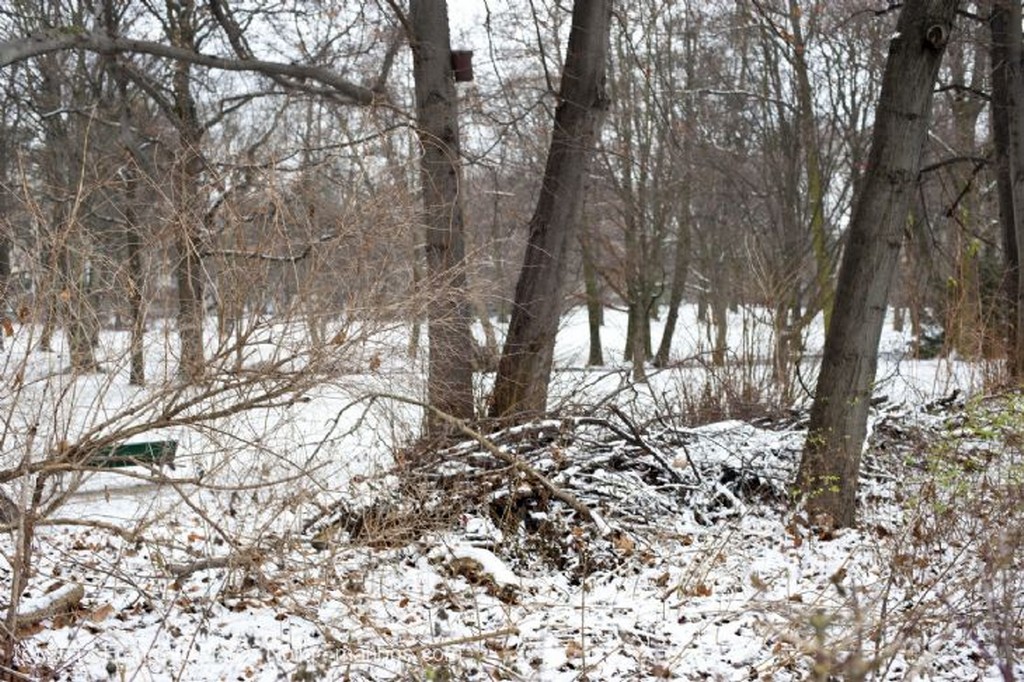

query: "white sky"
xmin=448 ymin=0 xmax=485 ymax=46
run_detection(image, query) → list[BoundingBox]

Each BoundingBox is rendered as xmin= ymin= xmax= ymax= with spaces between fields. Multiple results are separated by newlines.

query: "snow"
xmin=0 ymin=305 xmax=1019 ymax=680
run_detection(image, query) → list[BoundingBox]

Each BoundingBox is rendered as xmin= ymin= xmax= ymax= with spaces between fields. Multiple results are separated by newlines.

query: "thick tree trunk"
xmin=410 ymin=0 xmax=475 ymax=428
xmin=998 ymin=0 xmax=1024 ymax=378
xmin=173 ymin=133 xmax=207 ymax=383
xmin=989 ymin=2 xmax=1020 ymax=377
xmin=170 ymin=8 xmax=207 ymax=383
xmin=490 ymin=0 xmax=612 ymax=419
xmin=797 ymin=0 xmax=958 ymax=528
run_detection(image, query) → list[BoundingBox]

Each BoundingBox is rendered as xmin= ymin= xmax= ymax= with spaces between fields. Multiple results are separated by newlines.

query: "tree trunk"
xmin=173 ymin=131 xmax=207 ymax=382
xmin=108 ymin=23 xmax=146 ymax=385
xmin=66 ymin=251 xmax=98 ymax=373
xmin=410 ymin=0 xmax=475 ymax=428
xmin=170 ymin=6 xmax=207 ymax=383
xmin=797 ymin=0 xmax=959 ymax=528
xmin=711 ymin=284 xmax=727 ymax=367
xmin=0 ymin=236 xmax=8 ymax=352
xmin=581 ymin=233 xmax=603 ymax=366
xmin=989 ymin=2 xmax=1020 ymax=377
xmin=788 ymin=0 xmax=834 ymax=329
xmin=654 ymin=215 xmax=692 ymax=367
xmin=490 ymin=0 xmax=612 ymax=419
xmin=997 ymin=0 xmax=1024 ymax=379
xmin=121 ymin=172 xmax=146 ymax=386
xmin=944 ymin=30 xmax=986 ymax=358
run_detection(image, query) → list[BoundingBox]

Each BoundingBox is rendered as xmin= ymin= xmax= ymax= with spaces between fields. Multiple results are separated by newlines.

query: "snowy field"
xmin=0 ymin=306 xmax=1019 ymax=681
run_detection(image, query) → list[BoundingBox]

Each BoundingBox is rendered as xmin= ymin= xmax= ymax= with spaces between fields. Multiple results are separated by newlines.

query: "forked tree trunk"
xmin=410 ymin=0 xmax=475 ymax=428
xmin=797 ymin=0 xmax=959 ymax=528
xmin=490 ymin=0 xmax=612 ymax=419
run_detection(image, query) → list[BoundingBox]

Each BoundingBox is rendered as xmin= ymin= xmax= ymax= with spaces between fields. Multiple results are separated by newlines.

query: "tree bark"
xmin=797 ymin=0 xmax=959 ymax=528
xmin=654 ymin=214 xmax=691 ymax=368
xmin=788 ymin=0 xmax=834 ymax=329
xmin=410 ymin=0 xmax=475 ymax=428
xmin=989 ymin=0 xmax=1020 ymax=377
xmin=124 ymin=174 xmax=146 ymax=386
xmin=490 ymin=0 xmax=612 ymax=419
xmin=581 ymin=233 xmax=604 ymax=366
xmin=171 ymin=52 xmax=207 ymax=383
xmin=998 ymin=0 xmax=1024 ymax=378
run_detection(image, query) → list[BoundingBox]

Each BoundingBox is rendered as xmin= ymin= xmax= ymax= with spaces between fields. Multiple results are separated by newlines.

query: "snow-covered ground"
xmin=0 ymin=306 xmax=1019 ymax=681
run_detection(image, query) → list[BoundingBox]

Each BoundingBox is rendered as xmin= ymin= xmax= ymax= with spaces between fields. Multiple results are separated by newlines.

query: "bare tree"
xmin=407 ymin=0 xmax=475 ymax=428
xmin=490 ymin=0 xmax=612 ymax=419
xmin=796 ymin=0 xmax=960 ymax=528
xmin=990 ymin=0 xmax=1021 ymax=377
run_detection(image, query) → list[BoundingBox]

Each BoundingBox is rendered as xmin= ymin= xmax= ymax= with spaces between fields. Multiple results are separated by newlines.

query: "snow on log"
xmin=16 ymin=582 xmax=84 ymax=626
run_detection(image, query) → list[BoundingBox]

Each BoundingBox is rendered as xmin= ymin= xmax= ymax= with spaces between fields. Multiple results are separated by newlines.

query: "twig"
xmin=166 ymin=548 xmax=259 ymax=579
xmin=397 ymin=626 xmax=519 ymax=652
xmin=602 ymin=406 xmax=701 ymax=485
xmin=368 ymin=393 xmax=613 ymax=537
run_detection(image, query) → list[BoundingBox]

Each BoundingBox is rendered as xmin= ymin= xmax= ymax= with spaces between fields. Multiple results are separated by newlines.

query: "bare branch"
xmin=0 ymin=28 xmax=379 ymax=106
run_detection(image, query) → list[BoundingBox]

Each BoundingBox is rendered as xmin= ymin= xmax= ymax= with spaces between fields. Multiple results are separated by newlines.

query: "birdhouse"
xmin=451 ymin=50 xmax=474 ymax=82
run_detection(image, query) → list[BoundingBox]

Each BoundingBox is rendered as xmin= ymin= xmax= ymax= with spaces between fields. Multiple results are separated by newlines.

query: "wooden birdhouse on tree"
xmin=451 ymin=50 xmax=474 ymax=82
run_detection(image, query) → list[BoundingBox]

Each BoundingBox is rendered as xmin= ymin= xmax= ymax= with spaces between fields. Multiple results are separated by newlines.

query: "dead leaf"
xmin=368 ymin=353 xmax=381 ymax=372
xmin=612 ymin=533 xmax=635 ymax=556
xmin=683 ymin=582 xmax=712 ymax=597
xmin=89 ymin=603 xmax=115 ymax=623
xmin=650 ymin=663 xmax=672 ymax=678
xmin=1 ymin=318 xmax=12 ymax=337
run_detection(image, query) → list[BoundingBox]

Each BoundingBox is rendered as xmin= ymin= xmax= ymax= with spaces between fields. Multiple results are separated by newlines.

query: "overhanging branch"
xmin=0 ymin=28 xmax=380 ymax=106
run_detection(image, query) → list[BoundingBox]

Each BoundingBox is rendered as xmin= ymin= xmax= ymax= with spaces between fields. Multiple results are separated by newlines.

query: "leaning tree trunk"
xmin=490 ymin=0 xmax=612 ymax=419
xmin=989 ymin=1 xmax=1020 ymax=378
xmin=410 ymin=0 xmax=475 ymax=429
xmin=796 ymin=0 xmax=959 ymax=528
xmin=654 ymin=212 xmax=692 ymax=368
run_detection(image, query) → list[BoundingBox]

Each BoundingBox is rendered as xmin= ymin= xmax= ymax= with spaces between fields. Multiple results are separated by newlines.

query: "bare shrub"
xmin=766 ymin=394 xmax=1024 ymax=680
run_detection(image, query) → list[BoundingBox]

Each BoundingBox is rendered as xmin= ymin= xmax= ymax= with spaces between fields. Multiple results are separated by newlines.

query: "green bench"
xmin=87 ymin=440 xmax=178 ymax=469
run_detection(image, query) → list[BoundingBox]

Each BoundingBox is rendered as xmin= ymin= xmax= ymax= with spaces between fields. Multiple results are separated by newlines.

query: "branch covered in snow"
xmin=15 ymin=583 xmax=84 ymax=627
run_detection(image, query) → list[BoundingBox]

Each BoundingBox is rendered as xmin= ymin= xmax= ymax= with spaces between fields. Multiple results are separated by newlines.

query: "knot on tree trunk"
xmin=925 ymin=24 xmax=949 ymax=50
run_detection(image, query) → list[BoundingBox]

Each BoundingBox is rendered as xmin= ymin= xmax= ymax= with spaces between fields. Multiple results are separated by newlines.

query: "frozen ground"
xmin=0 ymin=306 xmax=1019 ymax=681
